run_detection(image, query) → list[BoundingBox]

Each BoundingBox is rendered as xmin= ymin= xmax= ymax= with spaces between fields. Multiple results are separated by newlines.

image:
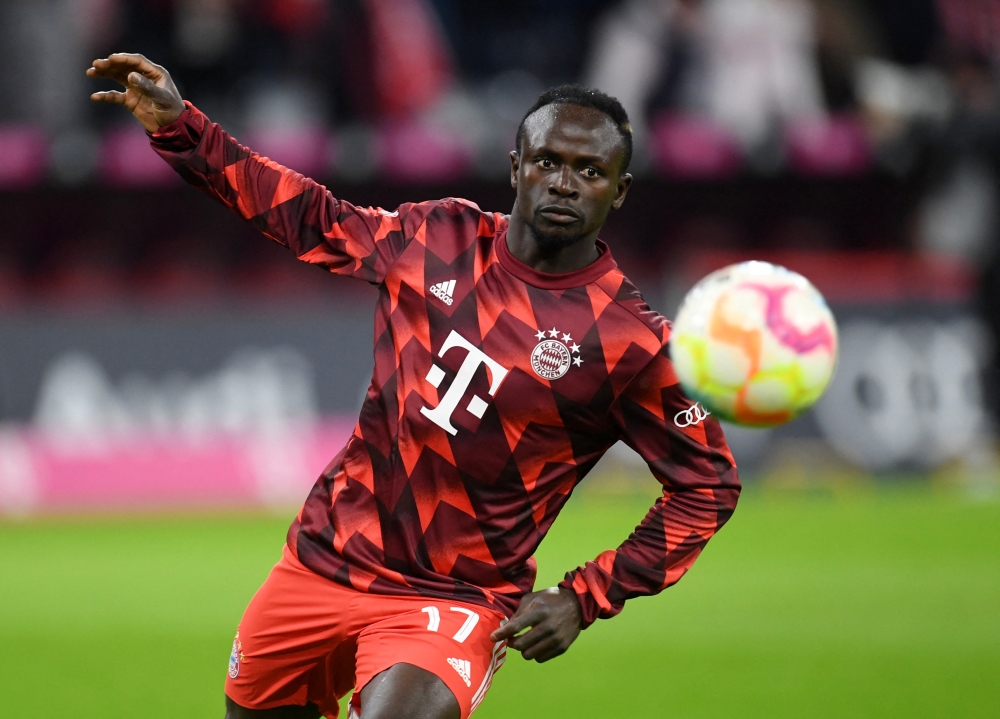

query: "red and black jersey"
xmin=150 ymin=103 xmax=740 ymax=627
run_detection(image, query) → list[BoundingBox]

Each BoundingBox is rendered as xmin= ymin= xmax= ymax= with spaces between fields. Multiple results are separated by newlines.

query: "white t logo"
xmin=420 ymin=331 xmax=509 ymax=436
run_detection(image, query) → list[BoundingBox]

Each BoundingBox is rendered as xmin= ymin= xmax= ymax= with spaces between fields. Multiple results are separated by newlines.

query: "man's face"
xmin=511 ymin=104 xmax=632 ymax=251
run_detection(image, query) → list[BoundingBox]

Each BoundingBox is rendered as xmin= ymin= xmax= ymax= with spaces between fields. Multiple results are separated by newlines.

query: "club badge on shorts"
xmin=531 ymin=327 xmax=583 ymax=380
xmin=229 ymin=631 xmax=244 ymax=679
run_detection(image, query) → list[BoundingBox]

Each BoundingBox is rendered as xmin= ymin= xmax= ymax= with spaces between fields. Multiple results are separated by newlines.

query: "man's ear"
xmin=510 ymin=150 xmax=520 ymax=190
xmin=612 ymin=173 xmax=633 ymax=210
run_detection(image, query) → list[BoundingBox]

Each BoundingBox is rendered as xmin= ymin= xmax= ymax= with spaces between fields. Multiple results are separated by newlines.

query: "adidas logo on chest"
xmin=429 ymin=279 xmax=456 ymax=306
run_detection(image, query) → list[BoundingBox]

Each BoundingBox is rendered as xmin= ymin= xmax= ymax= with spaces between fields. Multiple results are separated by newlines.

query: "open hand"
xmin=87 ymin=54 xmax=185 ymax=133
xmin=490 ymin=587 xmax=582 ymax=663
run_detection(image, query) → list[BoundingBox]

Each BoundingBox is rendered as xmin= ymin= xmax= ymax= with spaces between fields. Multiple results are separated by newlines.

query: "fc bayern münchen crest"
xmin=531 ymin=327 xmax=583 ymax=380
xmin=229 ymin=633 xmax=244 ymax=679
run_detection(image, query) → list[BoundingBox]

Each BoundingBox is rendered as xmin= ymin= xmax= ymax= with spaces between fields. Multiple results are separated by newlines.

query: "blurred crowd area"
xmin=0 ymin=1 xmax=998 ymax=292
xmin=2 ymin=1 xmax=1000 ymax=506
xmin=0 ymin=0 xmax=997 ymax=185
xmin=0 ymin=1 xmax=998 ymax=322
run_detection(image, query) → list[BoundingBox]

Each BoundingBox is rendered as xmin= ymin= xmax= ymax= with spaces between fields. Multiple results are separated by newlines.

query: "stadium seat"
xmin=377 ymin=120 xmax=474 ymax=182
xmin=242 ymin=127 xmax=335 ymax=179
xmin=99 ymin=125 xmax=181 ymax=187
xmin=0 ymin=125 xmax=47 ymax=188
xmin=649 ymin=114 xmax=743 ymax=179
xmin=785 ymin=115 xmax=873 ymax=177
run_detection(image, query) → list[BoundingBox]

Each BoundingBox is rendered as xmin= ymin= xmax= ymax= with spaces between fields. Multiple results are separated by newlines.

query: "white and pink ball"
xmin=670 ymin=261 xmax=839 ymax=428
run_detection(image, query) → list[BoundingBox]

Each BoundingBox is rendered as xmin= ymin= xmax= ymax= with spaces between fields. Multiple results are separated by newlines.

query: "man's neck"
xmin=506 ymin=207 xmax=601 ymax=275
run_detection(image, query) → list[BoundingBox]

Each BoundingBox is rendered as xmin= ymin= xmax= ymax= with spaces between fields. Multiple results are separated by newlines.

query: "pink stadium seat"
xmin=0 ymin=126 xmax=47 ymax=188
xmin=377 ymin=121 xmax=473 ymax=183
xmin=649 ymin=114 xmax=743 ymax=179
xmin=242 ymin=128 xmax=334 ymax=179
xmin=99 ymin=125 xmax=181 ymax=187
xmin=785 ymin=115 xmax=872 ymax=177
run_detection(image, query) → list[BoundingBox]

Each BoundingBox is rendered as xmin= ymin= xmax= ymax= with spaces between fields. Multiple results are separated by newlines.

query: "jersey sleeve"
xmin=558 ymin=336 xmax=741 ymax=628
xmin=148 ymin=102 xmax=422 ymax=285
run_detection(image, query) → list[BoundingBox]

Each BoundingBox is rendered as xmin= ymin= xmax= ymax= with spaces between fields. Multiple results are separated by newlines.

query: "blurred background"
xmin=0 ymin=1 xmax=998 ymax=718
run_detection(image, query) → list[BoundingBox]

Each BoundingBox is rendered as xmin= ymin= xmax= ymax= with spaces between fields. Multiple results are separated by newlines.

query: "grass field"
xmin=1 ymin=483 xmax=998 ymax=718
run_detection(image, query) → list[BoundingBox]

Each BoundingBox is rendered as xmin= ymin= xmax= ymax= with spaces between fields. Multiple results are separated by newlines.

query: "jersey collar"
xmin=496 ymin=227 xmax=617 ymax=290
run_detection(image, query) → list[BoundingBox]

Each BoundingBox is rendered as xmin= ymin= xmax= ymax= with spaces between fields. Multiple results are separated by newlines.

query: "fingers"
xmin=492 ymin=588 xmax=582 ymax=664
xmin=522 ymin=634 xmax=566 ymax=663
xmin=86 ymin=63 xmax=127 ymax=85
xmin=534 ymin=642 xmax=570 ymax=663
xmin=127 ymin=71 xmax=163 ymax=99
xmin=90 ymin=90 xmax=128 ymax=105
xmin=490 ymin=608 xmax=541 ymax=642
xmin=506 ymin=622 xmax=554 ymax=653
xmin=87 ymin=53 xmax=164 ymax=86
xmin=88 ymin=73 xmax=163 ymax=106
xmin=507 ymin=621 xmax=572 ymax=662
xmin=104 ymin=53 xmax=163 ymax=76
xmin=88 ymin=71 xmax=165 ymax=105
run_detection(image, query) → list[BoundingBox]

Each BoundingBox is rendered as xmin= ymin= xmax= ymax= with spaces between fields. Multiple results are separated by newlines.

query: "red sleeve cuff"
xmin=148 ymin=101 xmax=204 ymax=148
xmin=558 ymin=573 xmax=601 ymax=629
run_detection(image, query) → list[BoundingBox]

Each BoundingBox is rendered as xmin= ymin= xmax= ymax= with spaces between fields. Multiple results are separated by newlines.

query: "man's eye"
xmin=538 ymin=158 xmax=553 ymax=168
xmin=583 ymin=167 xmax=599 ymax=178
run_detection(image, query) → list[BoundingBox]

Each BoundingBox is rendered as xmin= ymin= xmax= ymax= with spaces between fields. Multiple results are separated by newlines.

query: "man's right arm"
xmin=89 ymin=53 xmax=416 ymax=285
xmin=149 ymin=102 xmax=413 ymax=284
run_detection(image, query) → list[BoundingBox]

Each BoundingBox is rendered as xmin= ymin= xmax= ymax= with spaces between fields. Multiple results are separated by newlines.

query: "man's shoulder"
xmin=593 ymin=269 xmax=669 ymax=348
xmin=578 ymin=267 xmax=670 ymax=393
xmin=397 ymin=197 xmax=503 ymax=238
xmin=409 ymin=197 xmax=489 ymax=219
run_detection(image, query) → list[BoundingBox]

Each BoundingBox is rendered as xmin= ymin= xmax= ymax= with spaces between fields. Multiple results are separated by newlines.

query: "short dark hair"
xmin=516 ymin=85 xmax=633 ymax=173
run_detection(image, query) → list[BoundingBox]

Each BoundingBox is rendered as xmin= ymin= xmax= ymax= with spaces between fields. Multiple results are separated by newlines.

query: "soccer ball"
xmin=670 ymin=261 xmax=838 ymax=428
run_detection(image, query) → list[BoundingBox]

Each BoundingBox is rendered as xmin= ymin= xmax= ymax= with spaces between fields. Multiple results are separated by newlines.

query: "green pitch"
xmin=1 ymin=484 xmax=998 ymax=718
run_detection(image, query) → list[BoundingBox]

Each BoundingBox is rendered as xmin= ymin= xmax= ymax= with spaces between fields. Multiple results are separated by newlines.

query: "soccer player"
xmin=88 ymin=53 xmax=740 ymax=719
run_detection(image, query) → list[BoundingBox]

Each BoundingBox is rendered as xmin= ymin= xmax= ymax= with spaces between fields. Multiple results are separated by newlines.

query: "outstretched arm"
xmin=87 ymin=54 xmax=420 ymax=285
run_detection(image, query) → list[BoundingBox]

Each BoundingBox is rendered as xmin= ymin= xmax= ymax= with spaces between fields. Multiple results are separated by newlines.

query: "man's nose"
xmin=548 ymin=167 xmax=578 ymax=197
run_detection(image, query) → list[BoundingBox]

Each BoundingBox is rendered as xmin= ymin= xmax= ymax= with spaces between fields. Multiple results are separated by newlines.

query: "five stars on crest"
xmin=533 ymin=327 xmax=584 ymax=367
xmin=530 ymin=325 xmax=585 ymax=378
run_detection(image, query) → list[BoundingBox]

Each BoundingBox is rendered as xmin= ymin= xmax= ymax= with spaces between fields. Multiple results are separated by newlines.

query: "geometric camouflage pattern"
xmin=152 ymin=103 xmax=740 ymax=627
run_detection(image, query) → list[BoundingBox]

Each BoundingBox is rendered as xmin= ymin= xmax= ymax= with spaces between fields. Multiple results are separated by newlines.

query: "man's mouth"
xmin=537 ymin=205 xmax=581 ymax=225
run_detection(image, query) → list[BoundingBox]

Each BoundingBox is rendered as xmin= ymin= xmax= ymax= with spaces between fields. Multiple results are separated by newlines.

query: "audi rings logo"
xmin=674 ymin=403 xmax=711 ymax=428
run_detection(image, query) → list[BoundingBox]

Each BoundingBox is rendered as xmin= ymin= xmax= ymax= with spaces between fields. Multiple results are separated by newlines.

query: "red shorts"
xmin=225 ymin=546 xmax=507 ymax=719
